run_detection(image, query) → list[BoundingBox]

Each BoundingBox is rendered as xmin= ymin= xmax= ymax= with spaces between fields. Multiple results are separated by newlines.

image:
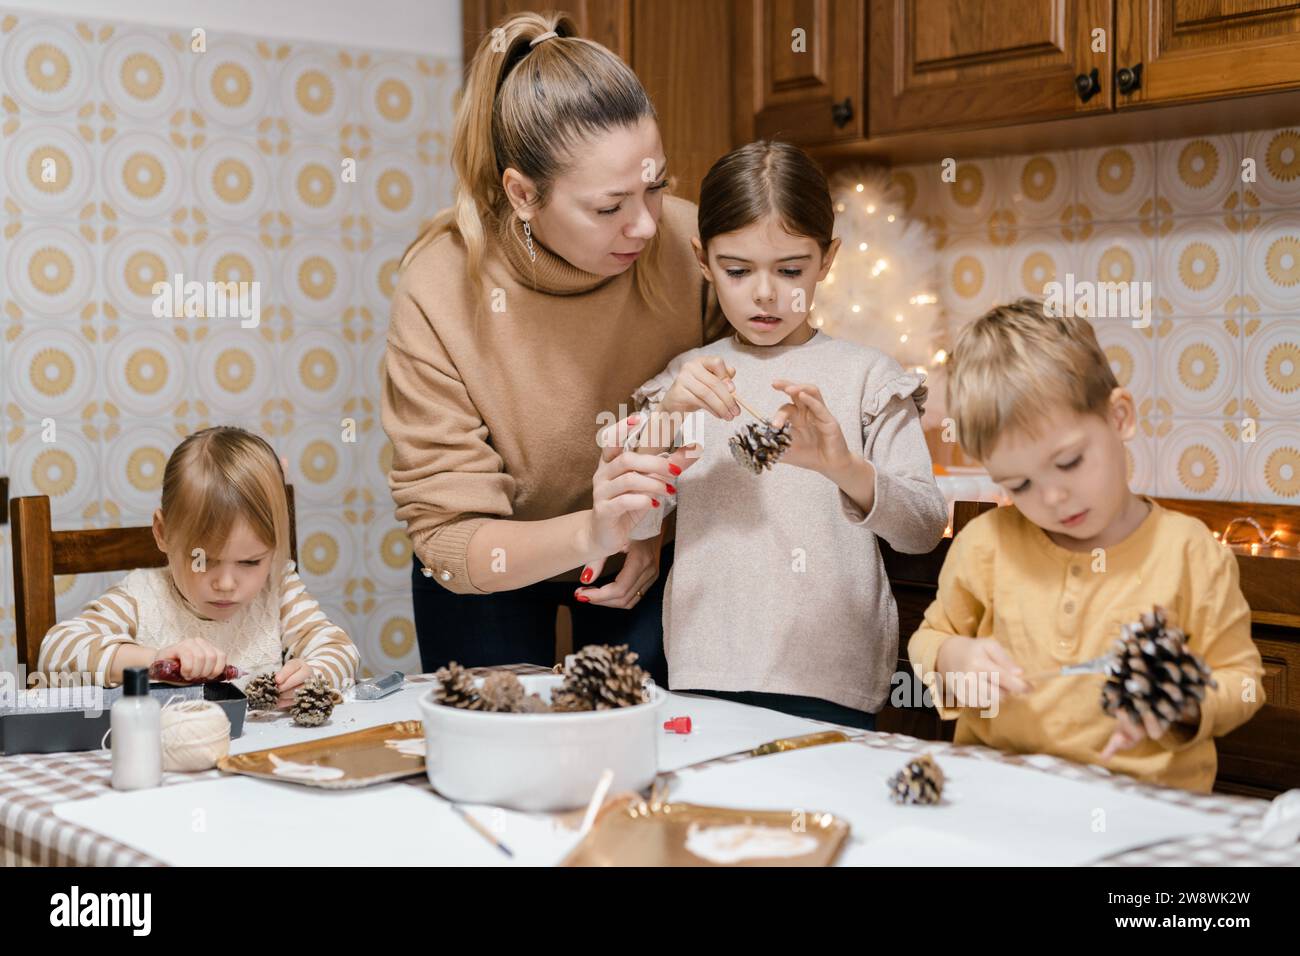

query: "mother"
xmin=382 ymin=12 xmax=723 ymax=684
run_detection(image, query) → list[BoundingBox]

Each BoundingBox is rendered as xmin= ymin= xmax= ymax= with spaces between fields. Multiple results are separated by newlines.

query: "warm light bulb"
xmin=851 ymin=304 xmax=861 ymax=313
xmin=933 ymin=349 xmax=948 ymax=364
xmin=900 ymin=334 xmax=909 ymax=343
xmin=858 ymin=242 xmax=868 ymax=252
xmin=855 ymin=183 xmax=864 ymax=192
xmin=866 ymin=203 xmax=876 ymax=214
xmin=835 ymin=202 xmax=845 ymax=212
xmin=895 ymin=313 xmax=904 ymax=322
xmin=887 ymin=214 xmax=896 ymax=222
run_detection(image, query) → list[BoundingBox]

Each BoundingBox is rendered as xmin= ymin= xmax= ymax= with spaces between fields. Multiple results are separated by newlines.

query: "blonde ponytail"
xmin=401 ymin=11 xmax=670 ymax=316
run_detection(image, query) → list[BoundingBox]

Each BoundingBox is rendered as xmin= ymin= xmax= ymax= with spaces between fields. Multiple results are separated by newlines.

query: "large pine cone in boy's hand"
xmin=729 ymin=421 xmax=793 ymax=474
xmin=555 ymin=644 xmax=649 ymax=710
xmin=1100 ymin=606 xmax=1216 ymax=735
xmin=433 ymin=661 xmax=483 ymax=710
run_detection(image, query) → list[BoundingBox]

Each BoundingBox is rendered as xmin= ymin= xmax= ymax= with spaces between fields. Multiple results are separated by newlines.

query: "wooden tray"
xmin=561 ymin=794 xmax=849 ymax=866
xmin=217 ymin=721 xmax=426 ymax=789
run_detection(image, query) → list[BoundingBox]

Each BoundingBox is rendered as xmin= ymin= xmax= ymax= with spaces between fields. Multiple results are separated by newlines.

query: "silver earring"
xmin=522 ymin=219 xmax=536 ymax=262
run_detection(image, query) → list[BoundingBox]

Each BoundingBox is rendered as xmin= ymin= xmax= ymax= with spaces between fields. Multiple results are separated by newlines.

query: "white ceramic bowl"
xmin=417 ymin=674 xmax=665 ymax=811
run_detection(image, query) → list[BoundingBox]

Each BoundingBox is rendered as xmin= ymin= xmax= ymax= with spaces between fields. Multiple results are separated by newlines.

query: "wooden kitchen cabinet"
xmin=1115 ymin=0 xmax=1300 ymax=107
xmin=869 ymin=0 xmax=1114 ymax=136
xmin=731 ymin=0 xmax=867 ymax=147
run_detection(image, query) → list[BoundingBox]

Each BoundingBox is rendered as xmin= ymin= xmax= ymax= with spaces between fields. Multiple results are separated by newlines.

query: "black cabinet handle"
xmin=831 ymin=97 xmax=853 ymax=128
xmin=1117 ymin=63 xmax=1143 ymax=95
xmin=1074 ymin=68 xmax=1100 ymax=103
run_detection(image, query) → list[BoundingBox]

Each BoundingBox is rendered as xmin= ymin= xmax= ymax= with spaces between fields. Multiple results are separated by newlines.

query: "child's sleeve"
xmin=1157 ymin=533 xmax=1266 ymax=751
xmin=279 ymin=563 xmax=360 ymax=688
xmin=37 ymin=583 xmax=141 ymax=686
xmin=908 ymin=521 xmax=994 ymax=720
xmin=841 ymin=371 xmax=949 ymax=554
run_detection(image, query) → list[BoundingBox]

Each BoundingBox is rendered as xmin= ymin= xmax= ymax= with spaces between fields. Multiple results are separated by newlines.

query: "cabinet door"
xmin=733 ymin=0 xmax=866 ymax=147
xmin=1115 ymin=0 xmax=1300 ymax=107
xmin=463 ymin=1 xmax=631 ymax=69
xmin=870 ymin=0 xmax=1113 ymax=135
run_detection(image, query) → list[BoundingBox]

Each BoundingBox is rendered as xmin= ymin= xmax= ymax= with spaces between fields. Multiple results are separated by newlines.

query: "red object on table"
xmin=663 ymin=715 xmax=692 ymax=734
xmin=147 ymin=659 xmax=241 ymax=685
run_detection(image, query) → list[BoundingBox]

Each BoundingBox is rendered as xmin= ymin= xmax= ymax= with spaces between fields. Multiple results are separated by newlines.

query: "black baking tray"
xmin=0 ymin=681 xmax=247 ymax=755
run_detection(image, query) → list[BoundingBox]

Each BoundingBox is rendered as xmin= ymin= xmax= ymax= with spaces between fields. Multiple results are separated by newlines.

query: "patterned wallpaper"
xmin=0 ymin=9 xmax=457 ymax=680
xmin=893 ymin=128 xmax=1300 ymax=504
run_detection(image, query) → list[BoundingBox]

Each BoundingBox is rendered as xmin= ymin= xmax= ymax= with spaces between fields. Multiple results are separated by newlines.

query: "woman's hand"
xmin=271 ymin=659 xmax=317 ymax=709
xmin=152 ymin=638 xmax=228 ymax=682
xmin=661 ymin=357 xmax=740 ymax=420
xmin=586 ymin=416 xmax=697 ymax=558
xmin=770 ymin=380 xmax=855 ymax=476
xmin=575 ymin=535 xmax=662 ymax=609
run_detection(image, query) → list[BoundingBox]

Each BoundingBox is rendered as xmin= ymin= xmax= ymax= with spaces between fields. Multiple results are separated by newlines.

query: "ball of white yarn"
xmin=160 ymin=699 xmax=231 ymax=772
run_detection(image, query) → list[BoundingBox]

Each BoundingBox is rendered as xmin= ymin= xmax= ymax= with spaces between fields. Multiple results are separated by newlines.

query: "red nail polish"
xmin=668 ymin=463 xmax=681 ymax=476
xmin=576 ymin=593 xmax=589 ymax=603
xmin=627 ymin=415 xmax=640 ymax=426
xmin=666 ymin=484 xmax=676 ymax=495
xmin=651 ymin=499 xmax=660 ymax=508
xmin=580 ymin=569 xmax=593 ymax=583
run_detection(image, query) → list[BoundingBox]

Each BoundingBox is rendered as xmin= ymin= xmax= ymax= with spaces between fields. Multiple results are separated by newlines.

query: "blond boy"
xmin=909 ymin=299 xmax=1264 ymax=792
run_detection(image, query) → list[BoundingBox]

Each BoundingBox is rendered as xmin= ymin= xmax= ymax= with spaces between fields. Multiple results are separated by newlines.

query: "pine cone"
xmin=290 ymin=675 xmax=343 ymax=727
xmin=729 ymin=421 xmax=792 ymax=474
xmin=887 ymin=753 xmax=945 ymax=806
xmin=433 ymin=662 xmax=482 ymax=710
xmin=478 ymin=671 xmax=526 ymax=713
xmin=1100 ymin=606 xmax=1216 ymax=733
xmin=555 ymin=644 xmax=649 ymax=711
xmin=244 ymin=672 xmax=279 ymax=711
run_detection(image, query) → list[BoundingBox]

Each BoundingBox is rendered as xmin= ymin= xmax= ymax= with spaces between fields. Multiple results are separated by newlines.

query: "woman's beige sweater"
xmin=382 ymin=195 xmax=724 ymax=594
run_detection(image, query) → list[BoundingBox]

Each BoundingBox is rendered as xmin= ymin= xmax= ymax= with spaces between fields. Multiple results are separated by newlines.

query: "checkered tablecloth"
xmin=3 ymin=668 xmax=1296 ymax=867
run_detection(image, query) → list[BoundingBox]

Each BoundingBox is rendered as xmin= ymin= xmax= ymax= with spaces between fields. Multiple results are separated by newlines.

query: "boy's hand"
xmin=933 ymin=636 xmax=1032 ymax=709
xmin=153 ymin=638 xmax=228 ymax=682
xmin=1100 ymin=698 xmax=1202 ymax=761
xmin=273 ymin=659 xmax=316 ymax=709
xmin=661 ymin=357 xmax=740 ymax=420
xmin=769 ymin=380 xmax=854 ymax=476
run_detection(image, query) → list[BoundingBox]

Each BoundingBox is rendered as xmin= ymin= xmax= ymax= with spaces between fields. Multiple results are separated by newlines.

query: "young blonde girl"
xmin=596 ymin=140 xmax=948 ymax=729
xmin=39 ymin=426 xmax=358 ymax=705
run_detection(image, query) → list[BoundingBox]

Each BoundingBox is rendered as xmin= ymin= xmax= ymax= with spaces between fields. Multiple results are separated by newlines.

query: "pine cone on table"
xmin=433 ymin=662 xmax=483 ymax=710
xmin=290 ymin=675 xmax=343 ymax=727
xmin=244 ymin=672 xmax=279 ymax=711
xmin=887 ymin=753 xmax=945 ymax=806
xmin=1100 ymin=606 xmax=1216 ymax=734
xmin=554 ymin=644 xmax=649 ymax=711
xmin=729 ymin=421 xmax=793 ymax=474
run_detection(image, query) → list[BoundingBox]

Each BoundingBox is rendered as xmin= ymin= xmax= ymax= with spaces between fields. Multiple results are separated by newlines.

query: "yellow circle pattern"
xmin=1265 ymin=236 xmax=1300 ymax=287
xmin=214 ymin=252 xmax=253 ymax=284
xmin=30 ymin=348 xmax=75 ymax=396
xmin=1178 ymin=241 xmax=1219 ymax=292
xmin=379 ymin=259 xmax=400 ymax=298
xmin=1177 ymin=140 xmax=1219 ymax=189
xmin=33 ymin=449 xmax=76 ymax=496
xmin=1105 ymin=345 xmax=1133 ymax=387
xmin=301 ymin=440 xmax=338 ymax=482
xmin=1020 ymin=157 xmax=1056 ymax=202
xmin=27 ymin=145 xmax=72 ymax=194
xmin=125 ymin=250 xmax=166 ymax=296
xmin=126 ymin=347 xmax=168 ymax=395
xmin=212 ymin=158 xmax=253 ymax=203
xmin=1266 ymin=131 xmax=1300 ymax=183
xmin=952 ymin=255 xmax=984 ymax=298
xmin=121 ymin=52 xmax=163 ymax=100
xmin=300 ymin=347 xmax=338 ymax=391
xmin=1097 ymin=149 xmax=1134 ymax=195
xmin=211 ymin=62 xmax=251 ymax=107
xmin=215 ymin=348 xmax=255 ymax=392
xmin=299 ymin=256 xmax=337 ymax=300
xmin=27 ymin=43 xmax=71 ymax=93
xmin=28 ymin=246 xmax=74 ymax=295
xmin=1265 ymin=447 xmax=1300 ymax=497
xmin=377 ymin=169 xmax=412 ymax=212
xmin=952 ymin=165 xmax=983 ymax=208
xmin=1265 ymin=342 xmax=1300 ymax=393
xmin=1177 ymin=343 xmax=1219 ymax=391
xmin=1021 ymin=251 xmax=1055 ymax=294
xmin=302 ymin=531 xmax=339 ymax=575
xmin=376 ymin=78 xmax=412 ymax=122
xmin=297 ymin=163 xmax=335 ymax=207
xmin=126 ymin=446 xmax=167 ymax=491
xmin=381 ymin=528 xmax=411 ymax=570
xmin=296 ymin=69 xmax=333 ymax=114
xmin=123 ymin=152 xmax=166 ymax=199
xmin=1177 ymin=444 xmax=1219 ymax=493
xmin=380 ymin=618 xmax=415 ymax=659
xmin=1098 ymin=247 xmax=1135 ymax=283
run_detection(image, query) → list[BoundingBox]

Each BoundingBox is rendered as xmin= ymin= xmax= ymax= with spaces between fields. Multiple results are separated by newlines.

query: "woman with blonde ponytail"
xmin=382 ymin=12 xmax=724 ymax=683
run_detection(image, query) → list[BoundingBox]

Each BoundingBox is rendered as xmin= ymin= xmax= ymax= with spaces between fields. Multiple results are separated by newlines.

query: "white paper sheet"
xmin=54 ymin=776 xmax=582 ymax=867
xmin=229 ymin=683 xmax=433 ymax=754
xmin=667 ymin=743 xmax=1237 ymax=866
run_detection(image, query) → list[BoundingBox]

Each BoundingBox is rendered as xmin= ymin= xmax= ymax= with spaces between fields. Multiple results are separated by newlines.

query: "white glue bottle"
xmin=111 ymin=666 xmax=162 ymax=790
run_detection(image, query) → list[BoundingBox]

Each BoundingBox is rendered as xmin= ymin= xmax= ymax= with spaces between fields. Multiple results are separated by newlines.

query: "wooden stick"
xmin=449 ymin=803 xmax=514 ymax=858
xmin=731 ymin=393 xmax=767 ymax=423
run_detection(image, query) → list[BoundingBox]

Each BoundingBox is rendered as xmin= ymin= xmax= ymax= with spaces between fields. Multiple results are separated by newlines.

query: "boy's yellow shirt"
xmin=909 ymin=498 xmax=1265 ymax=793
